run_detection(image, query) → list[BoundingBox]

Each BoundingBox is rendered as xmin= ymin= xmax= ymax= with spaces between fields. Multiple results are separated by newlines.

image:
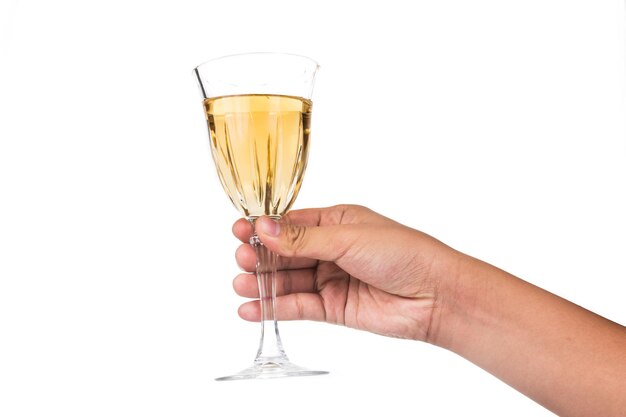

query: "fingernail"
xmin=259 ymin=217 xmax=280 ymax=237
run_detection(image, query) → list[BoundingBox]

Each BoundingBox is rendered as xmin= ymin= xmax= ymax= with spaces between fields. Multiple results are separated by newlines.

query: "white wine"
xmin=204 ymin=94 xmax=312 ymax=218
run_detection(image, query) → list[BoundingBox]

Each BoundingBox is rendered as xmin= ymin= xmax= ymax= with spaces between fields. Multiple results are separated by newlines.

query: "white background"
xmin=1 ymin=1 xmax=625 ymax=416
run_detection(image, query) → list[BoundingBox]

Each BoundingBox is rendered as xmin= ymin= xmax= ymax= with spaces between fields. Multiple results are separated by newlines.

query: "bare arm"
xmin=232 ymin=205 xmax=626 ymax=416
xmin=432 ymin=255 xmax=626 ymax=417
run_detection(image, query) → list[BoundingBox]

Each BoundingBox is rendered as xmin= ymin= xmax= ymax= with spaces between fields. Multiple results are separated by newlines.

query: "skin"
xmin=232 ymin=204 xmax=626 ymax=417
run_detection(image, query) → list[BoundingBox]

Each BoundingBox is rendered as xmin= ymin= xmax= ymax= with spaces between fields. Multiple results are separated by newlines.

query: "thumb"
xmin=255 ymin=216 xmax=353 ymax=262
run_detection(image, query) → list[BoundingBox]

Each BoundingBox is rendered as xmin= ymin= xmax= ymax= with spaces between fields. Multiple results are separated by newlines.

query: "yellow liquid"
xmin=204 ymin=94 xmax=312 ymax=218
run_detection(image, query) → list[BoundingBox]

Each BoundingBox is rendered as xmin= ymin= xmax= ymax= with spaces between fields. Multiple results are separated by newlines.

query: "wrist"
xmin=426 ymin=250 xmax=484 ymax=350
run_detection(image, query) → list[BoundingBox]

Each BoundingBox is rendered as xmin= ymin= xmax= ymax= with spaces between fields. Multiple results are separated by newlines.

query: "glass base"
xmin=215 ymin=360 xmax=328 ymax=381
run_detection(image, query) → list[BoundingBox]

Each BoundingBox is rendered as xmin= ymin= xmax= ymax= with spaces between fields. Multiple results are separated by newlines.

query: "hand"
xmin=232 ymin=204 xmax=461 ymax=341
xmin=231 ymin=204 xmax=626 ymax=416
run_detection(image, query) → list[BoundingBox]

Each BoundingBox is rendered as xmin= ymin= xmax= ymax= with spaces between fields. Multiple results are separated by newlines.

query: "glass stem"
xmin=249 ymin=219 xmax=288 ymax=366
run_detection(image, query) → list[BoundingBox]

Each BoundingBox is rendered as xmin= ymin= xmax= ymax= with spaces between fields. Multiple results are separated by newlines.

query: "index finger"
xmin=232 ymin=218 xmax=254 ymax=243
xmin=232 ymin=217 xmax=319 ymax=271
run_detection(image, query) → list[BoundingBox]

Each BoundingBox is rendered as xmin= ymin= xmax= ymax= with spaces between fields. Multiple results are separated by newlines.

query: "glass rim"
xmin=193 ymin=51 xmax=320 ymax=72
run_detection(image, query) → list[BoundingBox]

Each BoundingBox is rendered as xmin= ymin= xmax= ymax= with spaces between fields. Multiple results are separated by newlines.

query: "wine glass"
xmin=194 ymin=53 xmax=327 ymax=381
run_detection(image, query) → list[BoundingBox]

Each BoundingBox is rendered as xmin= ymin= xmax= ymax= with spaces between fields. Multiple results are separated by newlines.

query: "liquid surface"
xmin=204 ymin=94 xmax=312 ymax=218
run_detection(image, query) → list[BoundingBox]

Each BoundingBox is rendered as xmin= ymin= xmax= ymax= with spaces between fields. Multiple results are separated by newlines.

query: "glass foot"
xmin=216 ymin=360 xmax=328 ymax=381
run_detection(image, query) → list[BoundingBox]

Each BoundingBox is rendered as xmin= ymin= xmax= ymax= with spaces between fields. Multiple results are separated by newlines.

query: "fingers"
xmin=231 ymin=210 xmax=324 ymax=244
xmin=235 ymin=244 xmax=256 ymax=271
xmin=255 ymin=216 xmax=360 ymax=263
xmin=232 ymin=269 xmax=317 ymax=298
xmin=232 ymin=205 xmax=389 ymax=275
xmin=283 ymin=205 xmax=387 ymax=227
xmin=235 ymin=243 xmax=318 ymax=272
xmin=232 ymin=218 xmax=253 ymax=243
xmin=237 ymin=293 xmax=326 ymax=322
xmin=231 ymin=205 xmax=387 ymax=245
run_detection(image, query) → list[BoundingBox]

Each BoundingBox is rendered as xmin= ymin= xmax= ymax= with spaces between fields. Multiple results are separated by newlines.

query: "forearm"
xmin=431 ymin=254 xmax=626 ymax=417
